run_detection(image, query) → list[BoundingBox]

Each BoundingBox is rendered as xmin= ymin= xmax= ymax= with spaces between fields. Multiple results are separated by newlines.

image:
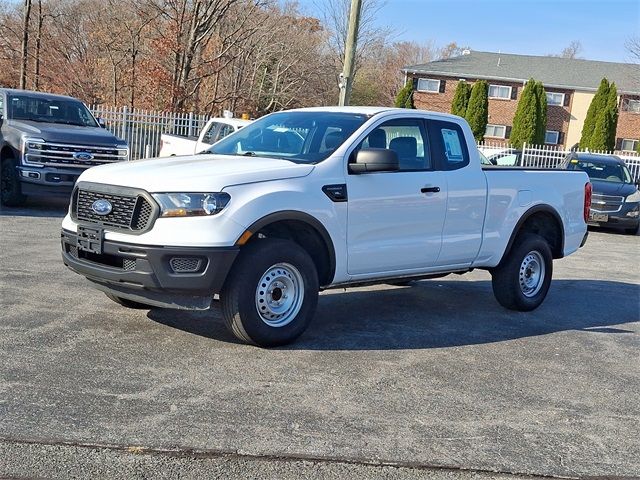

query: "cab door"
xmin=346 ymin=118 xmax=447 ymax=276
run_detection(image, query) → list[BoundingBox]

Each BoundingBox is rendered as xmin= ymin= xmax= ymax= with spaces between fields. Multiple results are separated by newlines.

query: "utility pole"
xmin=20 ymin=0 xmax=32 ymax=90
xmin=338 ymin=0 xmax=362 ymax=106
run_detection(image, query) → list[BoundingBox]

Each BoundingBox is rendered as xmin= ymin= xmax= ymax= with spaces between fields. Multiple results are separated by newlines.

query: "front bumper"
xmin=18 ymin=166 xmax=83 ymax=196
xmin=588 ymin=203 xmax=640 ymax=231
xmin=61 ymin=229 xmax=239 ymax=309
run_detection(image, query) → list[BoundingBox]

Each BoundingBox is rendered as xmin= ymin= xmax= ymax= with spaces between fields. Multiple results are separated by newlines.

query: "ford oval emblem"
xmin=91 ymin=199 xmax=112 ymax=216
xmin=73 ymin=151 xmax=94 ymax=161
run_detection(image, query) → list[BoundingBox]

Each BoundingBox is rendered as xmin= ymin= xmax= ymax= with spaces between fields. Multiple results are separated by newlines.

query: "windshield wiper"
xmin=242 ymin=151 xmax=256 ymax=156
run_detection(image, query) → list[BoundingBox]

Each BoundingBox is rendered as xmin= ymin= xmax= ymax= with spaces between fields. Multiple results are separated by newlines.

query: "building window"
xmin=621 ymin=139 xmax=639 ymax=151
xmin=417 ymin=78 xmax=441 ymax=93
xmin=546 ymin=92 xmax=565 ymax=106
xmin=488 ymin=85 xmax=512 ymax=99
xmin=485 ymin=124 xmax=507 ymax=138
xmin=621 ymin=98 xmax=640 ymax=113
xmin=545 ymin=130 xmax=560 ymax=145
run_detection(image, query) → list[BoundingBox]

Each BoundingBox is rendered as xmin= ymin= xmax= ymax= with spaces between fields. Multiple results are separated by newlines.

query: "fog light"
xmin=170 ymin=257 xmax=203 ymax=273
xmin=626 ymin=210 xmax=639 ymax=218
xmin=20 ymin=170 xmax=41 ymax=179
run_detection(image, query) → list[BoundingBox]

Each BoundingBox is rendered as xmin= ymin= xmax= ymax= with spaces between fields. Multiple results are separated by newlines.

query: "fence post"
xmin=188 ymin=112 xmax=194 ymax=137
xmin=120 ymin=106 xmax=128 ymax=140
xmin=522 ymin=142 xmax=527 ymax=166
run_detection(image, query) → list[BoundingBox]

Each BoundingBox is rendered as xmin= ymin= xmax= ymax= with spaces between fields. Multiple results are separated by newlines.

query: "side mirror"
xmin=97 ymin=117 xmax=106 ymax=128
xmin=349 ymin=148 xmax=399 ymax=174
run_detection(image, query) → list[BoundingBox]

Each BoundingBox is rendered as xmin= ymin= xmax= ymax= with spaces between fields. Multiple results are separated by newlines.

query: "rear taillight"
xmin=584 ymin=182 xmax=592 ymax=223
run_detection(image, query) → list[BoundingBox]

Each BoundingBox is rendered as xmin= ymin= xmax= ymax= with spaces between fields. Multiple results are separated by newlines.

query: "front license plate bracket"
xmin=77 ymin=226 xmax=104 ymax=254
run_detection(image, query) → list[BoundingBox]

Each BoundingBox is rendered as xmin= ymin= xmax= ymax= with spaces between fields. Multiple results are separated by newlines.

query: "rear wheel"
xmin=491 ymin=234 xmax=553 ymax=311
xmin=1 ymin=156 xmax=27 ymax=207
xmin=220 ymin=239 xmax=319 ymax=347
xmin=105 ymin=293 xmax=154 ymax=310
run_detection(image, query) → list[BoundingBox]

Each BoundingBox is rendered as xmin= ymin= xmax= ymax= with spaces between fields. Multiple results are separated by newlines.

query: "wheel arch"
xmin=237 ymin=211 xmax=337 ymax=287
xmin=499 ymin=205 xmax=565 ymax=265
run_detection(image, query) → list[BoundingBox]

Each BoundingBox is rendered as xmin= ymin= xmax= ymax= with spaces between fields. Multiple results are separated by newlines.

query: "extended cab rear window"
xmin=427 ymin=120 xmax=470 ymax=171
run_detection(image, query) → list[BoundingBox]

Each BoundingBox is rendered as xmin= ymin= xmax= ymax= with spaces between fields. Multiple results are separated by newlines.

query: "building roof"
xmin=403 ymin=51 xmax=640 ymax=94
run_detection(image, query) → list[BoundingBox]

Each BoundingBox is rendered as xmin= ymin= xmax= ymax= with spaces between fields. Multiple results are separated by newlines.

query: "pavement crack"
xmin=0 ymin=435 xmax=581 ymax=480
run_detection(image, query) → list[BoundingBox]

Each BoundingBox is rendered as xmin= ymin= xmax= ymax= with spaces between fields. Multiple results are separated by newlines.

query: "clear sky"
xmin=299 ymin=0 xmax=640 ymax=63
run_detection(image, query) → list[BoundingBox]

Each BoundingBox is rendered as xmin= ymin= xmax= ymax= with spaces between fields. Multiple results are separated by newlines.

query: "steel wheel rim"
xmin=255 ymin=262 xmax=304 ymax=327
xmin=519 ymin=250 xmax=545 ymax=297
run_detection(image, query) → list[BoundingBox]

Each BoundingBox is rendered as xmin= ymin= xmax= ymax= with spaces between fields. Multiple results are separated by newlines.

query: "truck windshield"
xmin=567 ymin=159 xmax=632 ymax=183
xmin=205 ymin=111 xmax=370 ymax=163
xmin=7 ymin=94 xmax=98 ymax=128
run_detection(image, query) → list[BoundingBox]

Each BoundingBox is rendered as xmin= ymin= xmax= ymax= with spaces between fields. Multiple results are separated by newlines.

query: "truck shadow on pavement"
xmin=0 ymin=197 xmax=69 ymax=218
xmin=147 ymin=279 xmax=639 ymax=350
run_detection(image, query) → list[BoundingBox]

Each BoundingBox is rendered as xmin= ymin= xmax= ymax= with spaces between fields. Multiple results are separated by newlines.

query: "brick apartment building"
xmin=403 ymin=51 xmax=640 ymax=150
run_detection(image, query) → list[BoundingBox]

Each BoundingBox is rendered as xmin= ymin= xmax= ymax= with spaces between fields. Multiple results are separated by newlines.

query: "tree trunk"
xmin=20 ymin=0 xmax=33 ymax=89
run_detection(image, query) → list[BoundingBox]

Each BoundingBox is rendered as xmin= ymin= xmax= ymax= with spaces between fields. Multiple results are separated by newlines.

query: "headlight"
xmin=21 ymin=136 xmax=46 ymax=166
xmin=625 ymin=190 xmax=640 ymax=203
xmin=152 ymin=192 xmax=230 ymax=217
xmin=116 ymin=144 xmax=130 ymax=160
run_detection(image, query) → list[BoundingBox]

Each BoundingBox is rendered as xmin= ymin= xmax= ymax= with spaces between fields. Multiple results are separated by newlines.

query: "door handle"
xmin=421 ymin=186 xmax=440 ymax=193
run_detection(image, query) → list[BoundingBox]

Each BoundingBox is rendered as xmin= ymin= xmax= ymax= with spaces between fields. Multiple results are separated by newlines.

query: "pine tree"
xmin=605 ymin=82 xmax=618 ymax=151
xmin=395 ymin=80 xmax=414 ymax=109
xmin=580 ymin=78 xmax=610 ymax=148
xmin=589 ymin=107 xmax=615 ymax=151
xmin=510 ymin=79 xmax=539 ymax=149
xmin=465 ymin=80 xmax=488 ymax=141
xmin=534 ymin=81 xmax=548 ymax=145
xmin=450 ymin=81 xmax=471 ymax=117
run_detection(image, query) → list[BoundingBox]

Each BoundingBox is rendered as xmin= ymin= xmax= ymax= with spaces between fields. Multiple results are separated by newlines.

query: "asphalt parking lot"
xmin=1 ymin=198 xmax=639 ymax=480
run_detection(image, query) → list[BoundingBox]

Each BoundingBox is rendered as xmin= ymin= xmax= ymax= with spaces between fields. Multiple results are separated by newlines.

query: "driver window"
xmin=356 ymin=118 xmax=431 ymax=171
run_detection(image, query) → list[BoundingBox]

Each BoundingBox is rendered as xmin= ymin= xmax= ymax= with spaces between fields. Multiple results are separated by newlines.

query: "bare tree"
xmin=548 ymin=40 xmax=583 ymax=59
xmin=314 ymin=0 xmax=392 ymax=80
xmin=627 ymin=36 xmax=640 ymax=63
xmin=560 ymin=40 xmax=582 ymax=59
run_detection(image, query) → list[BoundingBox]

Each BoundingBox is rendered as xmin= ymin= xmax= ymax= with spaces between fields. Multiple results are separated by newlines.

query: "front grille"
xmin=24 ymin=141 xmax=128 ymax=168
xmin=591 ymin=194 xmax=623 ymax=213
xmin=73 ymin=187 xmax=156 ymax=232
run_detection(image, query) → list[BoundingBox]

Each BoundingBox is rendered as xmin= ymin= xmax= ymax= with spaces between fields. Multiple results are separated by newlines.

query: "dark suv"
xmin=0 ymin=89 xmax=129 ymax=206
xmin=562 ymin=153 xmax=640 ymax=234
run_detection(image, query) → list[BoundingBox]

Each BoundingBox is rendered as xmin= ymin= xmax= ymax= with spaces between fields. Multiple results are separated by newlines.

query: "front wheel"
xmin=491 ymin=234 xmax=553 ymax=311
xmin=1 ymin=156 xmax=27 ymax=207
xmin=220 ymin=239 xmax=319 ymax=347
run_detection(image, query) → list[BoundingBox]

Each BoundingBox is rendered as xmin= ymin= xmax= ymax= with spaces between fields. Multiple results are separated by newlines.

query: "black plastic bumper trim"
xmin=61 ymin=229 xmax=239 ymax=305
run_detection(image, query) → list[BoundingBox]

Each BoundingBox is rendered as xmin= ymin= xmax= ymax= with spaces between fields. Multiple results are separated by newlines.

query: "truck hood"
xmin=590 ymin=179 xmax=638 ymax=198
xmin=7 ymin=119 xmax=125 ymax=147
xmin=78 ymin=154 xmax=315 ymax=192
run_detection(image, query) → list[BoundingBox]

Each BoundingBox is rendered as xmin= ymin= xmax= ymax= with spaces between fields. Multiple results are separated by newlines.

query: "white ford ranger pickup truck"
xmin=61 ymin=107 xmax=591 ymax=347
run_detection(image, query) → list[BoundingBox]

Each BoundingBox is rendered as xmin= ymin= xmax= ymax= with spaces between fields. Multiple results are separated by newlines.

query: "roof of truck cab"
xmin=0 ymin=88 xmax=80 ymax=101
xmin=283 ymin=106 xmax=464 ymax=121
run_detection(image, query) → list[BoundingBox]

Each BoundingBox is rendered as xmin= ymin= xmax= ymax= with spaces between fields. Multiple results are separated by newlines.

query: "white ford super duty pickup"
xmin=61 ymin=107 xmax=591 ymax=347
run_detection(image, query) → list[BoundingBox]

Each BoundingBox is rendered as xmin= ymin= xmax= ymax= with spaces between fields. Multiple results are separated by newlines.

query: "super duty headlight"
xmin=625 ymin=190 xmax=640 ymax=203
xmin=21 ymin=136 xmax=46 ymax=166
xmin=152 ymin=192 xmax=230 ymax=217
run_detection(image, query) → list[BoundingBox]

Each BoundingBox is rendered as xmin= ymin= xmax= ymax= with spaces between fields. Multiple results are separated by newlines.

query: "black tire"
xmin=220 ymin=238 xmax=319 ymax=347
xmin=1 ymin=156 xmax=27 ymax=207
xmin=491 ymin=233 xmax=553 ymax=312
xmin=105 ymin=293 xmax=154 ymax=310
xmin=625 ymin=224 xmax=640 ymax=235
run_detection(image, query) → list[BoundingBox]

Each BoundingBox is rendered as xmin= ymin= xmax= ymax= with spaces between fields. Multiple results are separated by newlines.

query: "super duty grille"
xmin=24 ymin=140 xmax=128 ymax=168
xmin=72 ymin=185 xmax=157 ymax=233
xmin=591 ymin=194 xmax=624 ymax=213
